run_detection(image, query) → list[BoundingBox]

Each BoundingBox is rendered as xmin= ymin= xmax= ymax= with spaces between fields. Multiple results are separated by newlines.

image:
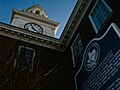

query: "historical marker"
xmin=75 ymin=23 xmax=120 ymax=90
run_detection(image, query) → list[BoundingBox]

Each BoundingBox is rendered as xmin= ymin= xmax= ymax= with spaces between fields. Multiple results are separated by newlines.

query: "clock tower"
xmin=10 ymin=4 xmax=60 ymax=37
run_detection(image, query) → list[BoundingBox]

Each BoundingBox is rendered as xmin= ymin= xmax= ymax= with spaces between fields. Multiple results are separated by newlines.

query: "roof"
xmin=26 ymin=4 xmax=44 ymax=11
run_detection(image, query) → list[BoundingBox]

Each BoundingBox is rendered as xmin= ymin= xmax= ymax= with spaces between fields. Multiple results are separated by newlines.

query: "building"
xmin=0 ymin=3 xmax=74 ymax=90
xmin=68 ymin=0 xmax=120 ymax=90
xmin=0 ymin=0 xmax=120 ymax=90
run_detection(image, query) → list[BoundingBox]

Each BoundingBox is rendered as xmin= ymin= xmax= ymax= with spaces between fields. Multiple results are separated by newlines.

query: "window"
xmin=71 ymin=34 xmax=83 ymax=67
xmin=18 ymin=46 xmax=35 ymax=70
xmin=35 ymin=10 xmax=40 ymax=15
xmin=89 ymin=0 xmax=112 ymax=33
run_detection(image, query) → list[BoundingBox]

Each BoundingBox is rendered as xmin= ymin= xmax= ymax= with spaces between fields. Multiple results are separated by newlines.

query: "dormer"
xmin=26 ymin=4 xmax=48 ymax=17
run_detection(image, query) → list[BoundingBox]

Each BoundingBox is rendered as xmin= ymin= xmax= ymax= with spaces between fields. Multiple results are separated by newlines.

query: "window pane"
xmin=89 ymin=0 xmax=112 ymax=32
xmin=71 ymin=34 xmax=83 ymax=67
xmin=18 ymin=46 xmax=35 ymax=69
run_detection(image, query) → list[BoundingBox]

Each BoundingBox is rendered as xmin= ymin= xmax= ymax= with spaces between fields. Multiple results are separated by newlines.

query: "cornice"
xmin=0 ymin=22 xmax=64 ymax=51
xmin=59 ymin=0 xmax=92 ymax=50
xmin=11 ymin=9 xmax=59 ymax=27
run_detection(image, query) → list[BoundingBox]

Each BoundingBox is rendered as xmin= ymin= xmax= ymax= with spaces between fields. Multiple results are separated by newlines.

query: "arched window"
xmin=35 ymin=10 xmax=40 ymax=15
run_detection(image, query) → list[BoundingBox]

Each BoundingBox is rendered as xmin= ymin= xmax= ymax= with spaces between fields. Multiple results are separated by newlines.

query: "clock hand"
xmin=31 ymin=24 xmax=39 ymax=32
xmin=33 ymin=24 xmax=43 ymax=34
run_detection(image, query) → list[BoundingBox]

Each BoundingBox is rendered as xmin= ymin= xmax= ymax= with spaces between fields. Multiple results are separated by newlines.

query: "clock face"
xmin=24 ymin=23 xmax=43 ymax=34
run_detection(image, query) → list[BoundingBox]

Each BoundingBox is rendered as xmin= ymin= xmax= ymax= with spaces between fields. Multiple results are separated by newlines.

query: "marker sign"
xmin=75 ymin=23 xmax=120 ymax=90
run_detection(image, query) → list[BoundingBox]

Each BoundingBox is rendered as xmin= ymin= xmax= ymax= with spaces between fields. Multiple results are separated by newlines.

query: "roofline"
xmin=26 ymin=4 xmax=44 ymax=11
xmin=0 ymin=22 xmax=64 ymax=51
xmin=59 ymin=0 xmax=92 ymax=50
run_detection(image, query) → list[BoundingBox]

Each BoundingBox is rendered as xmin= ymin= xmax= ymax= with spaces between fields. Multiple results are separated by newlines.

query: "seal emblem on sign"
xmin=84 ymin=43 xmax=100 ymax=71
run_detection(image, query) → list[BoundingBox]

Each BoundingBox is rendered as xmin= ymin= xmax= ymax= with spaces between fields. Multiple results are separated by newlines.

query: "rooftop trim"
xmin=11 ymin=9 xmax=60 ymax=27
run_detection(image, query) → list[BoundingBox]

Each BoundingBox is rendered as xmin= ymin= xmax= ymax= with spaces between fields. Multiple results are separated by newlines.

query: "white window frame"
xmin=71 ymin=34 xmax=83 ymax=67
xmin=88 ymin=0 xmax=112 ymax=33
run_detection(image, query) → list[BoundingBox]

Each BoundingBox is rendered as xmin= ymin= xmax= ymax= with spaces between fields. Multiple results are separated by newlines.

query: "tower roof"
xmin=26 ymin=4 xmax=44 ymax=11
xmin=26 ymin=4 xmax=48 ymax=17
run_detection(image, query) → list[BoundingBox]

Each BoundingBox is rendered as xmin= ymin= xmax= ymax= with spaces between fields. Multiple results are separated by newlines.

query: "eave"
xmin=0 ymin=22 xmax=63 ymax=51
xmin=59 ymin=0 xmax=92 ymax=50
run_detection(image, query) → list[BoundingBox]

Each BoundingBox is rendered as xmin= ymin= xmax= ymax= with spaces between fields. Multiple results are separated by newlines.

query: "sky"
xmin=0 ymin=0 xmax=77 ymax=38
